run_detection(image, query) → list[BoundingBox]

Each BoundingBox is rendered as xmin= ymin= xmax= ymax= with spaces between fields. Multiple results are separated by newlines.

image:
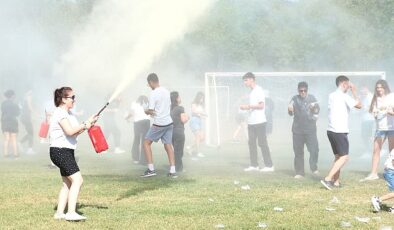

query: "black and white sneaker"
xmin=320 ymin=179 xmax=334 ymax=191
xmin=371 ymin=196 xmax=381 ymax=212
xmin=140 ymin=169 xmax=157 ymax=178
xmin=167 ymin=172 xmax=178 ymax=178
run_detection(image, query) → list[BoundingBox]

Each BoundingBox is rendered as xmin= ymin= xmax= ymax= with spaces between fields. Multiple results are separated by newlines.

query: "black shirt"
xmin=289 ymin=94 xmax=319 ymax=134
xmin=171 ymin=105 xmax=185 ymax=130
xmin=1 ymin=99 xmax=20 ymax=122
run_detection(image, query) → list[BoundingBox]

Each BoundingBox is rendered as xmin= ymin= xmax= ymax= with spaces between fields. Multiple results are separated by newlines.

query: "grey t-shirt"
xmin=149 ymin=87 xmax=173 ymax=126
xmin=289 ymin=94 xmax=319 ymax=134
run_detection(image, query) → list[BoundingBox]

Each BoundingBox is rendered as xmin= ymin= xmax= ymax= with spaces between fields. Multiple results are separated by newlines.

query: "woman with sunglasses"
xmin=49 ymin=87 xmax=98 ymax=221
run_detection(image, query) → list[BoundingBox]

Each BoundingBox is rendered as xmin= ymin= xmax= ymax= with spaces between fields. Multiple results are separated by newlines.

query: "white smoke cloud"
xmin=54 ymin=0 xmax=215 ymax=103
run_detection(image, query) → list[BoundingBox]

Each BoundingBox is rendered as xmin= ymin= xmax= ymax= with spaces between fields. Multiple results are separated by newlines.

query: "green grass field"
xmin=1 ymin=137 xmax=393 ymax=230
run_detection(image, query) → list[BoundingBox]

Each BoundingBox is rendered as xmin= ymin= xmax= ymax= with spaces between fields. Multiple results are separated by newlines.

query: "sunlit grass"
xmin=0 ymin=140 xmax=393 ymax=229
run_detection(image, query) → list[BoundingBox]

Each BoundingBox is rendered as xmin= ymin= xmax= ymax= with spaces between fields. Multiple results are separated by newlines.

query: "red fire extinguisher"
xmin=88 ymin=125 xmax=108 ymax=153
xmin=88 ymin=102 xmax=109 ymax=153
xmin=38 ymin=120 xmax=49 ymax=138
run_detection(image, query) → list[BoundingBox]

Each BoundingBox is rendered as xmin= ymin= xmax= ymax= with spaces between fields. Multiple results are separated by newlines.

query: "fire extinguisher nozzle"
xmin=97 ymin=102 xmax=110 ymax=116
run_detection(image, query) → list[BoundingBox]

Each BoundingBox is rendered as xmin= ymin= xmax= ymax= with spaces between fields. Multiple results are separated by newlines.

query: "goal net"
xmin=204 ymin=71 xmax=386 ymax=147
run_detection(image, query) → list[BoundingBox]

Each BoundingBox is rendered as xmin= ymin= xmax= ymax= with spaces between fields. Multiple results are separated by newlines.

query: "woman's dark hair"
xmin=136 ymin=95 xmax=149 ymax=106
xmin=170 ymin=91 xmax=179 ymax=110
xmin=192 ymin=92 xmax=204 ymax=106
xmin=54 ymin=87 xmax=72 ymax=107
xmin=369 ymin=79 xmax=391 ymax=113
xmin=4 ymin=90 xmax=15 ymax=99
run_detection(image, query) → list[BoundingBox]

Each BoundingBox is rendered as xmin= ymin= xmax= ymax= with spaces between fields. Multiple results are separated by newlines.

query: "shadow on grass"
xmin=115 ymin=177 xmax=196 ymax=201
xmin=53 ymin=203 xmax=108 ymax=213
xmin=85 ymin=174 xmax=197 ymax=201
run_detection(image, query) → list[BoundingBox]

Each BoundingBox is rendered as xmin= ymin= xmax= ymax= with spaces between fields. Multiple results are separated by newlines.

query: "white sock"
xmin=170 ymin=165 xmax=176 ymax=173
xmin=148 ymin=164 xmax=154 ymax=171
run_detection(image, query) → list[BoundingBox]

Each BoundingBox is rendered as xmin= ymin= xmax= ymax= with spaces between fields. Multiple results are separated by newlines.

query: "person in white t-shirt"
xmin=320 ymin=75 xmax=362 ymax=190
xmin=125 ymin=95 xmax=150 ymax=164
xmin=240 ymin=72 xmax=274 ymax=172
xmin=49 ymin=87 xmax=98 ymax=221
xmin=362 ymin=80 xmax=394 ymax=181
xmin=190 ymin=92 xmax=206 ymax=158
xmin=371 ymin=149 xmax=394 ymax=213
xmin=141 ymin=73 xmax=177 ymax=178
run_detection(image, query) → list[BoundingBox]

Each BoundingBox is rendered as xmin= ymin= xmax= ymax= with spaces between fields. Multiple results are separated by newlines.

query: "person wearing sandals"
xmin=362 ymin=80 xmax=394 ymax=181
xmin=49 ymin=87 xmax=98 ymax=221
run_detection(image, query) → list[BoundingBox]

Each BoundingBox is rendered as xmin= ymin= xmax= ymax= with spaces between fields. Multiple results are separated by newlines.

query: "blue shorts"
xmin=375 ymin=130 xmax=394 ymax=138
xmin=145 ymin=124 xmax=173 ymax=144
xmin=190 ymin=116 xmax=202 ymax=133
xmin=384 ymin=169 xmax=394 ymax=191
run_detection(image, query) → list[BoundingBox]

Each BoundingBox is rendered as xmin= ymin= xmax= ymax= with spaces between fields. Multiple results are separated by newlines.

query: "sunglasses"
xmin=65 ymin=95 xmax=76 ymax=100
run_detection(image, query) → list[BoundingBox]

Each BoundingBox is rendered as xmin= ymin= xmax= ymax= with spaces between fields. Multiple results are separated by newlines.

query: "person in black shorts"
xmin=1 ymin=90 xmax=20 ymax=158
xmin=320 ymin=76 xmax=362 ymax=190
xmin=170 ymin=91 xmax=189 ymax=172
xmin=49 ymin=87 xmax=97 ymax=221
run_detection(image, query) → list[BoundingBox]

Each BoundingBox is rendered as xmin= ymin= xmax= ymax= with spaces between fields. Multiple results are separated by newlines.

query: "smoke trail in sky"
xmin=54 ymin=0 xmax=215 ymax=104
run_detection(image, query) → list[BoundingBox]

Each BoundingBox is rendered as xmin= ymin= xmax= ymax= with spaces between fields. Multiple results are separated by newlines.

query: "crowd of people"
xmin=2 ymin=72 xmax=394 ymax=220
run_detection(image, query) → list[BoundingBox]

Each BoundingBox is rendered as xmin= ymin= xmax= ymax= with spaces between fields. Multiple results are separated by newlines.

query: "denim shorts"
xmin=375 ymin=130 xmax=394 ymax=138
xmin=190 ymin=116 xmax=202 ymax=133
xmin=145 ymin=124 xmax=173 ymax=144
xmin=384 ymin=169 xmax=394 ymax=191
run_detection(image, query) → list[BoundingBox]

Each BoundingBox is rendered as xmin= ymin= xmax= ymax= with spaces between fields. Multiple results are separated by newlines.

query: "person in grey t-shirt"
xmin=288 ymin=82 xmax=320 ymax=179
xmin=141 ymin=73 xmax=177 ymax=178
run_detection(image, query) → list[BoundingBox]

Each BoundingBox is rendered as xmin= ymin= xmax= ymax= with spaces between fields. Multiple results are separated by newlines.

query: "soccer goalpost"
xmin=204 ymin=71 xmax=386 ymax=147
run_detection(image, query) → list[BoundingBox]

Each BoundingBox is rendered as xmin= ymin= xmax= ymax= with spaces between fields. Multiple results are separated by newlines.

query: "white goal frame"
xmin=204 ymin=71 xmax=386 ymax=146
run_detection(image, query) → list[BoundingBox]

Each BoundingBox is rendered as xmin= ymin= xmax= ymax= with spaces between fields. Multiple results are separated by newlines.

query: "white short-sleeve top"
xmin=327 ymin=89 xmax=356 ymax=133
xmin=49 ymin=107 xmax=79 ymax=149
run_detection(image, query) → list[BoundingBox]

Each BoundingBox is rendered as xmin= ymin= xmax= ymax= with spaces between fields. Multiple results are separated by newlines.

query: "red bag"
xmin=88 ymin=125 xmax=108 ymax=153
xmin=38 ymin=121 xmax=49 ymax=138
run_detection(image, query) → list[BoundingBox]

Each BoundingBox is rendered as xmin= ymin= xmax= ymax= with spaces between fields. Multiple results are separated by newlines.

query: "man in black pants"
xmin=288 ymin=82 xmax=320 ymax=179
xmin=240 ymin=72 xmax=274 ymax=172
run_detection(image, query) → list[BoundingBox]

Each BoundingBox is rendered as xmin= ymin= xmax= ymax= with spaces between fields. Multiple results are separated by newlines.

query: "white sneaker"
xmin=371 ymin=196 xmax=381 ymax=212
xmin=65 ymin=212 xmax=87 ymax=221
xmin=114 ymin=147 xmax=125 ymax=154
xmin=312 ymin=170 xmax=320 ymax=176
xmin=53 ymin=213 xmax=66 ymax=220
xmin=360 ymin=174 xmax=379 ymax=182
xmin=294 ymin=175 xmax=304 ymax=179
xmin=26 ymin=148 xmax=36 ymax=155
xmin=244 ymin=166 xmax=259 ymax=172
xmin=260 ymin=166 xmax=275 ymax=172
xmin=197 ymin=153 xmax=205 ymax=158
